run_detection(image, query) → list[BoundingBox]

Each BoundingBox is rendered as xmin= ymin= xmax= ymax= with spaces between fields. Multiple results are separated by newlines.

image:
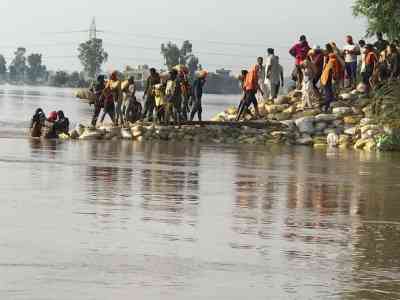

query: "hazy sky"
xmin=0 ymin=0 xmax=367 ymax=75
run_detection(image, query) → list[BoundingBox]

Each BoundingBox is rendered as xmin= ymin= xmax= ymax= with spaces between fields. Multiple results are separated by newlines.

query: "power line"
xmin=103 ymin=30 xmax=291 ymax=49
xmin=43 ymin=28 xmax=292 ymax=49
xmin=8 ymin=19 xmax=297 ymax=70
xmin=104 ymin=42 xmax=255 ymax=58
xmin=103 ymin=41 xmax=293 ymax=61
xmin=0 ymin=42 xmax=76 ymax=49
xmin=0 ymin=40 xmax=293 ymax=62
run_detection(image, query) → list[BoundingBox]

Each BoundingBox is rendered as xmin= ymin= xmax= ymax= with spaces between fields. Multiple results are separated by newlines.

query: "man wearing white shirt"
xmin=343 ymin=35 xmax=360 ymax=89
xmin=256 ymin=57 xmax=267 ymax=100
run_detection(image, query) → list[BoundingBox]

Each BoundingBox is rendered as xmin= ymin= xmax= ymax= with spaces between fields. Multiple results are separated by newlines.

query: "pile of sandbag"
xmin=75 ymin=89 xmax=96 ymax=105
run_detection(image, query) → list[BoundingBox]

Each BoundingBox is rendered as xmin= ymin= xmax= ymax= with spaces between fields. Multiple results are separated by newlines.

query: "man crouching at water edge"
xmin=29 ymin=110 xmax=57 ymax=139
xmin=30 ymin=108 xmax=46 ymax=138
xmin=236 ymin=64 xmax=262 ymax=121
xmin=30 ymin=109 xmax=70 ymax=139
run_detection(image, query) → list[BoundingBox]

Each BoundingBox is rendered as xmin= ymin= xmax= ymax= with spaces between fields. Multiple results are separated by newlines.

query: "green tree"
xmin=161 ymin=42 xmax=181 ymax=69
xmin=9 ymin=47 xmax=27 ymax=83
xmin=68 ymin=71 xmax=81 ymax=87
xmin=26 ymin=53 xmax=47 ymax=84
xmin=353 ymin=0 xmax=400 ymax=40
xmin=78 ymin=38 xmax=108 ymax=79
xmin=66 ymin=71 xmax=88 ymax=88
xmin=180 ymin=40 xmax=193 ymax=58
xmin=0 ymin=55 xmax=7 ymax=81
xmin=161 ymin=40 xmax=200 ymax=74
xmin=49 ymin=71 xmax=69 ymax=87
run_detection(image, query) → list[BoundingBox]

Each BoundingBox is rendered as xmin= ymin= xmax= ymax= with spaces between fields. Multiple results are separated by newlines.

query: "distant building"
xmin=215 ymin=68 xmax=231 ymax=78
xmin=124 ymin=65 xmax=151 ymax=89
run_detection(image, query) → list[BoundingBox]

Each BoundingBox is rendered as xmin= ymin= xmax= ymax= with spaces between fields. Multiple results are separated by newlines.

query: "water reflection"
xmin=72 ymin=141 xmax=202 ymax=243
xmin=347 ymin=222 xmax=400 ymax=299
xmin=139 ymin=142 xmax=200 ymax=228
xmin=13 ymin=127 xmax=400 ymax=299
xmin=230 ymin=145 xmax=400 ymax=298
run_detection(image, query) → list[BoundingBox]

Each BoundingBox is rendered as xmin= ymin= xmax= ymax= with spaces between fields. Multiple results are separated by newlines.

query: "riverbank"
xmin=68 ymin=82 xmax=400 ymax=152
xmin=210 ymin=82 xmax=400 ymax=152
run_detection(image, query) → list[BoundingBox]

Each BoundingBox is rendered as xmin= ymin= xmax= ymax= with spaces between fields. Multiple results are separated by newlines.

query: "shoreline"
xmin=67 ymin=81 xmax=400 ymax=153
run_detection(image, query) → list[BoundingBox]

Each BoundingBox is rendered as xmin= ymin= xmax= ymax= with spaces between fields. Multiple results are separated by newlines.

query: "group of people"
xmin=143 ymin=67 xmax=208 ymax=124
xmin=289 ymin=33 xmax=399 ymax=112
xmin=236 ymin=49 xmax=285 ymax=120
xmin=30 ymin=32 xmax=400 ymax=137
xmin=29 ymin=66 xmax=208 ymax=139
xmin=90 ymin=66 xmax=208 ymax=128
xmin=30 ymin=109 xmax=70 ymax=139
xmin=90 ymin=73 xmax=142 ymax=128
xmin=237 ymin=32 xmax=400 ymax=119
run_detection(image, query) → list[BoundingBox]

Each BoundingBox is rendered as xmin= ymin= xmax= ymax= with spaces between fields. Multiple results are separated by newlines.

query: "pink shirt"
xmin=290 ymin=42 xmax=311 ymax=65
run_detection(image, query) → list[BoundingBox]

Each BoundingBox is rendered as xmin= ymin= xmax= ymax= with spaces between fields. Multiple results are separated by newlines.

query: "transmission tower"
xmin=89 ymin=17 xmax=97 ymax=40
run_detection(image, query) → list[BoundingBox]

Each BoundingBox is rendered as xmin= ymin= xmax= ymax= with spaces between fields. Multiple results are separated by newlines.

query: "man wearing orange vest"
xmin=242 ymin=64 xmax=263 ymax=119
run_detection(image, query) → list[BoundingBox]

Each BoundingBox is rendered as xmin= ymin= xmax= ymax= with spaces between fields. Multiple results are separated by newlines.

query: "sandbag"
xmin=173 ymin=64 xmax=189 ymax=74
xmin=121 ymin=80 xmax=130 ymax=92
xmin=154 ymin=84 xmax=166 ymax=107
xmin=131 ymin=125 xmax=144 ymax=139
xmin=160 ymin=71 xmax=170 ymax=82
xmin=196 ymin=70 xmax=208 ymax=78
xmin=79 ymin=128 xmax=105 ymax=140
xmin=69 ymin=129 xmax=79 ymax=139
xmin=58 ymin=133 xmax=70 ymax=140
xmin=76 ymin=123 xmax=85 ymax=136
xmin=121 ymin=128 xmax=133 ymax=139
xmin=165 ymin=80 xmax=177 ymax=97
xmin=327 ymin=133 xmax=339 ymax=147
xmin=75 ymin=89 xmax=96 ymax=103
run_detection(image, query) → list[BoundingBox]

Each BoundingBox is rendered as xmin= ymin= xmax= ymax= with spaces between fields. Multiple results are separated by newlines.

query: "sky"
xmin=0 ymin=0 xmax=367 ymax=75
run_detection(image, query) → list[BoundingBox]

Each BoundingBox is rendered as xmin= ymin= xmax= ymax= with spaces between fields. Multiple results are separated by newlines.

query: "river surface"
xmin=1 ymin=85 xmax=400 ymax=300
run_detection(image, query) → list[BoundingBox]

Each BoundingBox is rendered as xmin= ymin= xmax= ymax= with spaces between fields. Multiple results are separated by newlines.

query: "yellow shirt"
xmin=154 ymin=84 xmax=166 ymax=107
xmin=105 ymin=79 xmax=122 ymax=102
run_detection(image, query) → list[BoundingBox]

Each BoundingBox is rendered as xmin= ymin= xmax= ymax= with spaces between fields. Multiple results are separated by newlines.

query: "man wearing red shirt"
xmin=289 ymin=35 xmax=311 ymax=89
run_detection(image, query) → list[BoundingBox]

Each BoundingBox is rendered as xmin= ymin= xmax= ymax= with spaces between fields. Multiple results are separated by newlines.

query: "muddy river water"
xmin=0 ymin=86 xmax=400 ymax=299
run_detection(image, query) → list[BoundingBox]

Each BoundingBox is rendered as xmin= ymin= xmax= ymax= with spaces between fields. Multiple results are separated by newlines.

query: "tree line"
xmin=0 ymin=47 xmax=89 ymax=87
xmin=353 ymin=0 xmax=400 ymax=40
xmin=0 ymin=39 xmax=240 ymax=94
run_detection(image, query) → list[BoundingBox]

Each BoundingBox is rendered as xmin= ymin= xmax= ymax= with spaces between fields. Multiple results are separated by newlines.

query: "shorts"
xmin=244 ymin=90 xmax=258 ymax=107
